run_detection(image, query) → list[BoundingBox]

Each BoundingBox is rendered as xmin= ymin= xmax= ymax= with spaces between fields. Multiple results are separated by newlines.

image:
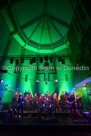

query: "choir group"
xmin=11 ymin=91 xmax=83 ymax=118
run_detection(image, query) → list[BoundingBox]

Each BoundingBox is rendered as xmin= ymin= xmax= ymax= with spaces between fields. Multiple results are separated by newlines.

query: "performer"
xmin=45 ymin=93 xmax=50 ymax=103
xmin=65 ymin=91 xmax=69 ymax=100
xmin=53 ymin=93 xmax=58 ymax=105
xmin=37 ymin=93 xmax=40 ymax=103
xmin=11 ymin=93 xmax=18 ymax=114
xmin=51 ymin=93 xmax=58 ymax=112
xmin=29 ymin=93 xmax=33 ymax=109
xmin=33 ymin=93 xmax=38 ymax=102
xmin=20 ymin=92 xmax=23 ymax=99
xmin=32 ymin=93 xmax=38 ymax=109
xmin=60 ymin=92 xmax=67 ymax=110
xmin=17 ymin=95 xmax=25 ymax=119
xmin=40 ymin=94 xmax=44 ymax=104
xmin=45 ymin=91 xmax=49 ymax=98
xmin=25 ymin=93 xmax=30 ymax=110
xmin=76 ymin=93 xmax=82 ymax=110
xmin=60 ymin=92 xmax=66 ymax=103
xmin=67 ymin=93 xmax=76 ymax=117
xmin=29 ymin=93 xmax=32 ymax=101
xmin=24 ymin=90 xmax=27 ymax=97
xmin=45 ymin=91 xmax=52 ymax=101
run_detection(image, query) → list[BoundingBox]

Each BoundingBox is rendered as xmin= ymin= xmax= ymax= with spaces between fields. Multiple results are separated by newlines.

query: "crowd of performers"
xmin=11 ymin=91 xmax=83 ymax=119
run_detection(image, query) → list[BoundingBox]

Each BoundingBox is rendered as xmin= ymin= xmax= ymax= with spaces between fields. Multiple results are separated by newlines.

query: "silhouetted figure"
xmin=11 ymin=93 xmax=18 ymax=115
xmin=17 ymin=95 xmax=25 ymax=119
xmin=67 ymin=93 xmax=76 ymax=118
xmin=32 ymin=93 xmax=38 ymax=109
xmin=60 ymin=92 xmax=67 ymax=111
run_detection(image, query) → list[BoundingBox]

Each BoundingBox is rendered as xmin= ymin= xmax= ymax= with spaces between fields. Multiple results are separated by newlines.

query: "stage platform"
xmin=0 ymin=109 xmax=91 ymax=126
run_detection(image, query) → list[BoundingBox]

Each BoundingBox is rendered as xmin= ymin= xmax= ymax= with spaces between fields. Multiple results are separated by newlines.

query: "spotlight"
xmin=40 ymin=57 xmax=43 ymax=63
xmin=20 ymin=57 xmax=24 ymax=64
xmin=45 ymin=55 xmax=48 ymax=61
xmin=30 ymin=59 xmax=33 ymax=65
xmin=10 ymin=58 xmax=14 ymax=64
xmin=50 ymin=57 xmax=53 ymax=63
xmin=54 ymin=79 xmax=58 ymax=82
xmin=15 ymin=59 xmax=19 ymax=65
xmin=58 ymin=57 xmax=62 ymax=63
xmin=0 ymin=80 xmax=3 ymax=83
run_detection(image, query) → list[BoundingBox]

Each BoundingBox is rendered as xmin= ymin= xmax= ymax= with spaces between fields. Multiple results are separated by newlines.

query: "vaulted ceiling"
xmin=0 ymin=0 xmax=77 ymax=54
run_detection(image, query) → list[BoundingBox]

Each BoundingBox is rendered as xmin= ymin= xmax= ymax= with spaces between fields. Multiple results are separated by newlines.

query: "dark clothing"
xmin=12 ymin=96 xmax=17 ymax=107
xmin=17 ymin=98 xmax=25 ymax=118
xmin=33 ymin=96 xmax=38 ymax=103
xmin=67 ymin=96 xmax=75 ymax=101
xmin=76 ymin=97 xmax=83 ymax=110
xmin=67 ymin=96 xmax=76 ymax=117
xmin=40 ymin=96 xmax=44 ymax=104
xmin=24 ymin=98 xmax=30 ymax=109
xmin=60 ymin=95 xmax=66 ymax=104
xmin=11 ymin=96 xmax=18 ymax=114
xmin=32 ymin=96 xmax=38 ymax=109
xmin=60 ymin=95 xmax=67 ymax=111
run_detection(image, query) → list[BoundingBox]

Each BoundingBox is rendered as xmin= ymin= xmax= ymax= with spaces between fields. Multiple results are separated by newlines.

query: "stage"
xmin=0 ymin=109 xmax=91 ymax=125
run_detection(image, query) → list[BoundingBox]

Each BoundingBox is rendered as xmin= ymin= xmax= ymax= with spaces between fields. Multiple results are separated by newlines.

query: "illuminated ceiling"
xmin=1 ymin=0 xmax=76 ymax=53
